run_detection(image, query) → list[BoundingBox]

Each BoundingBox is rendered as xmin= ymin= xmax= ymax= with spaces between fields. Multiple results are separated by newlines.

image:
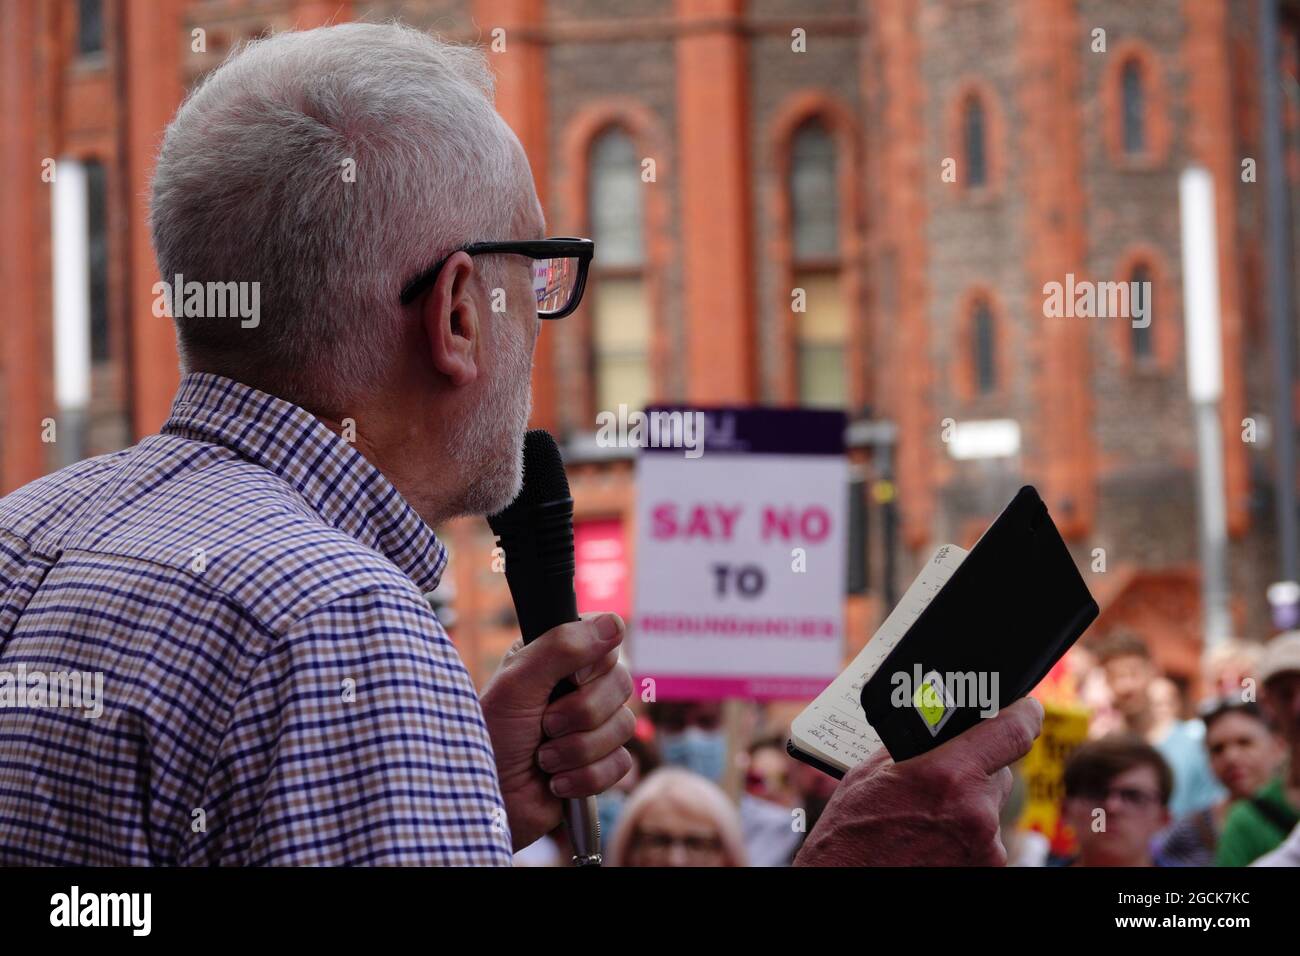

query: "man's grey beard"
xmin=442 ymin=317 xmax=533 ymax=518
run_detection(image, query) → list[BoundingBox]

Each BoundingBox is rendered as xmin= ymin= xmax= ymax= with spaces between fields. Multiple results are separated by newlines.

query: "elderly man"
xmin=0 ymin=23 xmax=1040 ymax=865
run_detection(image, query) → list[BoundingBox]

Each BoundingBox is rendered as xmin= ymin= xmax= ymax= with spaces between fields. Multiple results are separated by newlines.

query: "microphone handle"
xmin=493 ymin=498 xmax=602 ymax=864
xmin=517 ymin=575 xmax=579 ymax=703
xmin=498 ymin=499 xmax=579 ymax=700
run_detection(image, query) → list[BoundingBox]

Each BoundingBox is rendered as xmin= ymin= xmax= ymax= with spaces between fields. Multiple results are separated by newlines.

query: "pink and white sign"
xmin=575 ymin=518 xmax=630 ymax=622
xmin=632 ymin=407 xmax=847 ymax=701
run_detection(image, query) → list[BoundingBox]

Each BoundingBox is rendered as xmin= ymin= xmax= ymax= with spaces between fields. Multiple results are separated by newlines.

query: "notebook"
xmin=787 ymin=544 xmax=968 ymax=778
xmin=788 ymin=485 xmax=1098 ymax=775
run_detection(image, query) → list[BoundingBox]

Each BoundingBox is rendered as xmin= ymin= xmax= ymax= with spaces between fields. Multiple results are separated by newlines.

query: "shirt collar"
xmin=161 ymin=372 xmax=447 ymax=593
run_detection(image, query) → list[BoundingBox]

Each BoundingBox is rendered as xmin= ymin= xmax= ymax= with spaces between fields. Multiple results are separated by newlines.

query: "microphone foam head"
xmin=487 ymin=429 xmax=571 ymax=531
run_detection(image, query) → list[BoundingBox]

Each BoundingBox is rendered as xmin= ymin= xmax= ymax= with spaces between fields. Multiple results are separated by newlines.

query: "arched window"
xmin=1121 ymin=58 xmax=1146 ymax=156
xmin=1129 ymin=263 xmax=1154 ymax=363
xmin=1105 ymin=45 xmax=1168 ymax=166
xmin=972 ymin=298 xmax=996 ymax=394
xmin=790 ymin=122 xmax=845 ymax=408
xmin=77 ymin=0 xmax=104 ymax=57
xmin=963 ymin=95 xmax=987 ymax=188
xmin=588 ymin=129 xmax=650 ymax=413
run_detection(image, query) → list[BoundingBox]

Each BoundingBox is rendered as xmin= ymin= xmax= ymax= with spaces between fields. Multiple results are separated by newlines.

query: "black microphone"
xmin=487 ymin=429 xmax=601 ymax=866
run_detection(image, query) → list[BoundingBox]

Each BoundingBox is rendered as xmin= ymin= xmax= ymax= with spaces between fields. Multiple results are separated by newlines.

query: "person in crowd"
xmin=1056 ymin=735 xmax=1173 ymax=866
xmin=511 ymin=834 xmax=563 ymax=867
xmin=596 ymin=731 xmax=661 ymax=851
xmin=1066 ymin=645 xmax=1124 ymax=739
xmin=649 ymin=700 xmax=729 ymax=784
xmin=1147 ymin=677 xmax=1184 ymax=742
xmin=739 ymin=736 xmax=802 ymax=867
xmin=790 ymin=752 xmax=840 ymax=845
xmin=1217 ymin=632 xmax=1300 ymax=866
xmin=1096 ymin=632 xmax=1224 ymax=816
xmin=1252 ymin=820 xmax=1300 ymax=866
xmin=1203 ymin=638 xmax=1264 ymax=700
xmin=606 ymin=767 xmax=748 ymax=867
xmin=1153 ymin=699 xmax=1284 ymax=865
xmin=999 ymin=767 xmax=1050 ymax=867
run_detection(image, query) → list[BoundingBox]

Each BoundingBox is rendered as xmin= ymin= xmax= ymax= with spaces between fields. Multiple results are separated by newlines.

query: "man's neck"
xmin=314 ymin=411 xmax=456 ymax=528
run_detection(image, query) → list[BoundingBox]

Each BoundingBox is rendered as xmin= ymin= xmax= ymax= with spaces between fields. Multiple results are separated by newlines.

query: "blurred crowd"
xmin=514 ymin=630 xmax=1300 ymax=867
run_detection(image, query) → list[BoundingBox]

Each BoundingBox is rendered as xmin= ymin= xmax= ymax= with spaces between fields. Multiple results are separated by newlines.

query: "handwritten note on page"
xmin=789 ymin=544 xmax=969 ymax=775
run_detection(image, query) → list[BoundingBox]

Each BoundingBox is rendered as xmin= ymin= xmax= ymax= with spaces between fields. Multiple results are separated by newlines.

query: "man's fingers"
xmin=549 ymin=746 xmax=634 ymax=799
xmin=940 ymin=696 xmax=1044 ymax=775
xmin=573 ymin=644 xmax=620 ymax=687
xmin=513 ymin=614 xmax=625 ymax=697
xmin=543 ymin=661 xmax=634 ymax=737
xmin=537 ymin=706 xmax=636 ymax=774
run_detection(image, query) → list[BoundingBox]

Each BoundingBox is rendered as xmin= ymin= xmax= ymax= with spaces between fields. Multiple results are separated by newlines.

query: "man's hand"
xmin=479 ymin=613 xmax=636 ymax=851
xmin=795 ymin=696 xmax=1045 ymax=866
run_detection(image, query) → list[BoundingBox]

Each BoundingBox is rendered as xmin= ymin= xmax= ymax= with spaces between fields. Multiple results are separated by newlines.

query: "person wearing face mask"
xmin=652 ymin=701 xmax=730 ymax=783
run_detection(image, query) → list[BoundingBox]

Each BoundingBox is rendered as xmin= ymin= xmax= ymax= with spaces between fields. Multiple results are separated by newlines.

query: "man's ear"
xmin=420 ymin=251 xmax=480 ymax=387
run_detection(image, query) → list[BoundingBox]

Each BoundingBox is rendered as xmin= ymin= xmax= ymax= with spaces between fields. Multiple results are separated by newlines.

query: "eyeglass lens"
xmin=532 ymin=257 xmax=579 ymax=315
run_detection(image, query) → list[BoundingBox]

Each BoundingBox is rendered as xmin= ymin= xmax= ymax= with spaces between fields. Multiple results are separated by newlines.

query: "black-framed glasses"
xmin=398 ymin=237 xmax=594 ymax=319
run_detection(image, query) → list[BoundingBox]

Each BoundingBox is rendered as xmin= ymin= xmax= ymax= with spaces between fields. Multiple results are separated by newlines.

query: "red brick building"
xmin=2 ymin=0 xmax=1296 ymax=695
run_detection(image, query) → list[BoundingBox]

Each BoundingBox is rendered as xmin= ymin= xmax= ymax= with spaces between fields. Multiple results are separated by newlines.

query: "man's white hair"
xmin=150 ymin=22 xmax=522 ymax=413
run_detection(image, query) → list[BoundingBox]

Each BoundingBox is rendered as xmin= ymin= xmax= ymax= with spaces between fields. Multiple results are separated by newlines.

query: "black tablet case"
xmin=787 ymin=485 xmax=1098 ymax=774
xmin=861 ymin=486 xmax=1097 ymax=761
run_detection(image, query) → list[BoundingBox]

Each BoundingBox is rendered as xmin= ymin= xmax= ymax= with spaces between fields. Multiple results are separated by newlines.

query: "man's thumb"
xmin=936 ymin=696 xmax=1044 ymax=775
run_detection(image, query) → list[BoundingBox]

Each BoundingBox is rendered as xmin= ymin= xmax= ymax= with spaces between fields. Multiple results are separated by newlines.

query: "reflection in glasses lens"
xmin=532 ymin=257 xmax=578 ymax=315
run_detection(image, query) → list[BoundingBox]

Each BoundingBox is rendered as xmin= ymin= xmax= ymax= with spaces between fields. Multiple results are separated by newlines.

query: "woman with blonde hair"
xmin=607 ymin=767 xmax=749 ymax=867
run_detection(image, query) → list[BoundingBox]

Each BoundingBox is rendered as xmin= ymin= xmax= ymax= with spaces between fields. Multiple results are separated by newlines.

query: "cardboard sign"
xmin=631 ymin=407 xmax=847 ymax=701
